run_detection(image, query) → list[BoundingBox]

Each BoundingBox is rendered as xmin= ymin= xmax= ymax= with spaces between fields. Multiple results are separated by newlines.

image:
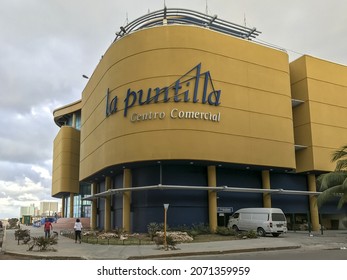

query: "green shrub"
xmin=27 ymin=236 xmax=58 ymax=251
xmin=191 ymin=223 xmax=211 ymax=234
xmin=8 ymin=218 xmax=19 ymax=229
xmin=147 ymin=222 xmax=160 ymax=241
xmin=246 ymin=230 xmax=258 ymax=239
xmin=187 ymin=230 xmax=199 ymax=237
xmin=14 ymin=229 xmax=31 ymax=244
xmin=238 ymin=230 xmax=258 ymax=239
xmin=113 ymin=227 xmax=125 ymax=235
xmin=154 ymin=234 xmax=177 ymax=249
xmin=216 ymin=226 xmax=236 ymax=236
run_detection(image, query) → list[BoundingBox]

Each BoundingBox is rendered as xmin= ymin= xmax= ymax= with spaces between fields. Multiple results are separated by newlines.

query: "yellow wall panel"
xmin=79 ymin=25 xmax=295 ymax=180
xmin=290 ymin=79 xmax=309 ymax=102
xmin=295 ymin=148 xmax=314 ymax=172
xmin=83 ymin=131 xmax=295 ymax=172
xmin=290 ymin=55 xmax=347 ymax=173
xmin=294 ymin=123 xmax=313 ymax=146
xmin=289 ymin=56 xmax=307 ymax=85
xmin=52 ymin=126 xmax=80 ymax=196
xmin=292 ymin=102 xmax=311 ymax=128
xmin=307 ymin=79 xmax=347 ymax=107
xmin=311 ymin=123 xmax=347 ymax=149
xmin=311 ymin=146 xmax=337 ymax=171
xmin=305 ymin=56 xmax=347 ymax=86
xmin=310 ymin=102 xmax=347 ymax=128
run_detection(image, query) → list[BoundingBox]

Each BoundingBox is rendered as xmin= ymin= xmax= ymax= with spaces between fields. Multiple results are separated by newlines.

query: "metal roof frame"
xmin=114 ymin=7 xmax=261 ymax=42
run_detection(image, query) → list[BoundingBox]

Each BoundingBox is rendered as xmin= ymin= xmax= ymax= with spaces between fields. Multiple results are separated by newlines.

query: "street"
xmin=165 ymin=247 xmax=347 ymax=260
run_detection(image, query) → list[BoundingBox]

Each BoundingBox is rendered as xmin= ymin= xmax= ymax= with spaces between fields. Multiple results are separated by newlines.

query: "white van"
xmin=227 ymin=208 xmax=287 ymax=237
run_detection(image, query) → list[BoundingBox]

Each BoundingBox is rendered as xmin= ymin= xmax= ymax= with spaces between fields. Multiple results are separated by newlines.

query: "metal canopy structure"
xmin=83 ymin=184 xmax=321 ymax=200
xmin=114 ymin=7 xmax=261 ymax=42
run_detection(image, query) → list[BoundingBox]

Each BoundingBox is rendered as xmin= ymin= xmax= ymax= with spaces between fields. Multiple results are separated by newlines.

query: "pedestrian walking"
xmin=74 ymin=218 xmax=83 ymax=244
xmin=44 ymin=218 xmax=53 ymax=238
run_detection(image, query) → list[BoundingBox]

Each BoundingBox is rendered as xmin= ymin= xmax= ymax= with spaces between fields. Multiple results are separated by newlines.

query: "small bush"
xmin=14 ymin=229 xmax=31 ymax=244
xmin=216 ymin=226 xmax=236 ymax=236
xmin=156 ymin=231 xmax=193 ymax=243
xmin=154 ymin=235 xmax=178 ymax=249
xmin=187 ymin=230 xmax=199 ymax=238
xmin=114 ymin=227 xmax=126 ymax=235
xmin=147 ymin=222 xmax=161 ymax=241
xmin=238 ymin=230 xmax=258 ymax=239
xmin=171 ymin=224 xmax=191 ymax=232
xmin=27 ymin=236 xmax=58 ymax=251
xmin=245 ymin=230 xmax=258 ymax=239
xmin=191 ymin=223 xmax=211 ymax=234
xmin=8 ymin=218 xmax=19 ymax=229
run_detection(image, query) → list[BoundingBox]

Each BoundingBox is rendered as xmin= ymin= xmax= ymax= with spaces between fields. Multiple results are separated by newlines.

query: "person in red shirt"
xmin=44 ymin=218 xmax=53 ymax=238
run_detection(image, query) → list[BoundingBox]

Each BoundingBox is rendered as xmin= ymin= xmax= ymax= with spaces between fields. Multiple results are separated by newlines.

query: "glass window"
xmin=66 ymin=116 xmax=73 ymax=127
xmin=252 ymin=213 xmax=269 ymax=221
xmin=272 ymin=213 xmax=286 ymax=221
xmin=75 ymin=111 xmax=81 ymax=130
xmin=232 ymin=213 xmax=239 ymax=219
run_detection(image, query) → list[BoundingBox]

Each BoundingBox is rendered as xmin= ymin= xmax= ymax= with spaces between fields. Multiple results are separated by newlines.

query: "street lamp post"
xmin=163 ymin=203 xmax=169 ymax=250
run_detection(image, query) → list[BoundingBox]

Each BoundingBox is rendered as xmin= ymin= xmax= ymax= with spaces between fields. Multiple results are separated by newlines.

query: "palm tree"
xmin=317 ymin=145 xmax=347 ymax=208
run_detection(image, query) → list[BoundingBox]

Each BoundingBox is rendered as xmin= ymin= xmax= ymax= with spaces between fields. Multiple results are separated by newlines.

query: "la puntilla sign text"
xmin=105 ymin=63 xmax=222 ymax=122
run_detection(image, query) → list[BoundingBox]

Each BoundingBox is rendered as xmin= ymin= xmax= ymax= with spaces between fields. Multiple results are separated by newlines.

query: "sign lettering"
xmin=105 ymin=63 xmax=221 ymax=118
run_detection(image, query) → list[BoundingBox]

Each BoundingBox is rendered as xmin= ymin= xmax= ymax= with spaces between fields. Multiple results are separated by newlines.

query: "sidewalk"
xmin=1 ymin=225 xmax=346 ymax=260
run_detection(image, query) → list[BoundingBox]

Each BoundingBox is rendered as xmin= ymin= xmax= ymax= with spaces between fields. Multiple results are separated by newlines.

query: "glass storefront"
xmin=63 ymin=183 xmax=91 ymax=218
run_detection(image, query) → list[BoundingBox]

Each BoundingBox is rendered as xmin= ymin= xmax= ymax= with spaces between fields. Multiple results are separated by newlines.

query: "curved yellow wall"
xmin=80 ymin=25 xmax=295 ymax=180
xmin=52 ymin=126 xmax=80 ymax=196
xmin=291 ymin=55 xmax=347 ymax=172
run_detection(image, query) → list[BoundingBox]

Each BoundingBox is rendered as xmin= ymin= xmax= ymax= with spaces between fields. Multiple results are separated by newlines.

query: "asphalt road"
xmin=165 ymin=247 xmax=347 ymax=260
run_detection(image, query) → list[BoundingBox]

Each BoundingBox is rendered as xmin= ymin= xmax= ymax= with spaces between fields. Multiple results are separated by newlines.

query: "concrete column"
xmin=72 ymin=112 xmax=77 ymax=128
xmin=262 ymin=170 xmax=272 ymax=208
xmin=104 ymin=177 xmax=112 ymax=232
xmin=61 ymin=197 xmax=65 ymax=218
xmin=308 ymin=174 xmax=320 ymax=231
xmin=123 ymin=169 xmax=132 ymax=233
xmin=207 ymin=166 xmax=217 ymax=233
xmin=91 ymin=183 xmax=97 ymax=230
xmin=69 ymin=193 xmax=74 ymax=218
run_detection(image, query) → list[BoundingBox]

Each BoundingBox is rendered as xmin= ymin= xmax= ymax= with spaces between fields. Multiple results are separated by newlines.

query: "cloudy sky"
xmin=0 ymin=0 xmax=346 ymax=219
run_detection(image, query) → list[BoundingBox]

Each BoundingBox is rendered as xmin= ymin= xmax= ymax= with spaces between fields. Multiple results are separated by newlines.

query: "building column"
xmin=61 ymin=197 xmax=65 ymax=218
xmin=91 ymin=183 xmax=97 ymax=230
xmin=262 ymin=170 xmax=272 ymax=208
xmin=123 ymin=169 xmax=132 ymax=233
xmin=207 ymin=165 xmax=217 ymax=233
xmin=69 ymin=193 xmax=74 ymax=218
xmin=104 ymin=177 xmax=112 ymax=232
xmin=72 ymin=112 xmax=77 ymax=128
xmin=308 ymin=174 xmax=320 ymax=231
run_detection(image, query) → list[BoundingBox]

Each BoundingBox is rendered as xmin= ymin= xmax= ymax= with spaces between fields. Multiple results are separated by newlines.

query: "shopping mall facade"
xmin=52 ymin=8 xmax=347 ymax=233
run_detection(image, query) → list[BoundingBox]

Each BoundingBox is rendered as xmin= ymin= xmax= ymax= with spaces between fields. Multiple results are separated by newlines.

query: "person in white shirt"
xmin=74 ymin=218 xmax=83 ymax=244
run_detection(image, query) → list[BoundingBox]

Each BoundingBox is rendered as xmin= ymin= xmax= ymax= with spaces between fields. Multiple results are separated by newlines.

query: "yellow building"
xmin=52 ymin=8 xmax=347 ymax=233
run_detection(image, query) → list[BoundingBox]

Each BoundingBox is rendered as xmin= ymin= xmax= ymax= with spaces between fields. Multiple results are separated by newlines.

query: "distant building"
xmin=20 ymin=204 xmax=38 ymax=217
xmin=40 ymin=201 xmax=59 ymax=216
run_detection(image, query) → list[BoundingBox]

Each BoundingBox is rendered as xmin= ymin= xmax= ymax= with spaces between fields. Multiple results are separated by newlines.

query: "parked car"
xmin=228 ymin=208 xmax=287 ymax=237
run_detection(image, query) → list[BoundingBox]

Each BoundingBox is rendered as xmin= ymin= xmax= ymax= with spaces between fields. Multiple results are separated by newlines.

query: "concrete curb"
xmin=1 ymin=245 xmax=301 ymax=260
xmin=127 ymin=245 xmax=301 ymax=260
xmin=0 ymin=251 xmax=85 ymax=260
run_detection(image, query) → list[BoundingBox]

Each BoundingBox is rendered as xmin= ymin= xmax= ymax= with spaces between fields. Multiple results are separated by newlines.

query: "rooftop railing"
xmin=114 ymin=7 xmax=261 ymax=42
